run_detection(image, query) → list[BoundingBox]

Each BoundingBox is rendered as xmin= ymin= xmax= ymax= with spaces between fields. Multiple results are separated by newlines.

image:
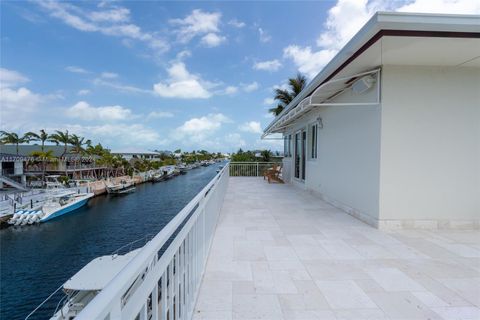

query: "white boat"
xmin=105 ymin=180 xmax=135 ymax=195
xmin=49 ymin=249 xmax=140 ymax=320
xmin=39 ymin=191 xmax=94 ymax=222
xmin=8 ymin=191 xmax=93 ymax=225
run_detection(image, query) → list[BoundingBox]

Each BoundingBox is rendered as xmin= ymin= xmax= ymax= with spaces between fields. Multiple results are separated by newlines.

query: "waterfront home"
xmin=263 ymin=12 xmax=480 ymax=230
xmin=20 ymin=11 xmax=480 ymax=320
xmin=111 ymin=149 xmax=162 ymax=162
xmin=0 ymin=145 xmax=107 ymax=181
xmin=0 ymin=153 xmax=28 ymax=190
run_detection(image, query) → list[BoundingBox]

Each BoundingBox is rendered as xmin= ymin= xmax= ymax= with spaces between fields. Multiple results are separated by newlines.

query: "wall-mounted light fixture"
xmin=316 ymin=117 xmax=323 ymax=129
xmin=352 ymin=75 xmax=376 ymax=94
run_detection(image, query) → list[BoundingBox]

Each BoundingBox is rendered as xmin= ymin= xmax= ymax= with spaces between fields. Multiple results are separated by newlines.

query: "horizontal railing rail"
xmin=229 ymin=161 xmax=281 ymax=177
xmin=74 ymin=163 xmax=229 ymax=320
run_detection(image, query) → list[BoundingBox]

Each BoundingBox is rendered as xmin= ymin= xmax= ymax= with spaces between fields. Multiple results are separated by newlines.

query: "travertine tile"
xmin=233 ymin=294 xmax=283 ymax=320
xmin=366 ymin=267 xmax=425 ymax=292
xmin=431 ymin=306 xmax=480 ymax=320
xmin=194 ymin=178 xmax=480 ymax=319
xmin=315 ymin=280 xmax=376 ymax=309
xmin=334 ymin=308 xmax=388 ymax=320
xmin=368 ymin=291 xmax=443 ymax=319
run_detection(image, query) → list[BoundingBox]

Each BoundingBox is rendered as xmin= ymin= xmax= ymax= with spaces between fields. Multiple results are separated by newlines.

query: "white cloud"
xmin=258 ymin=28 xmax=271 ymax=43
xmin=225 ymin=133 xmax=246 ymax=149
xmin=77 ymin=89 xmax=90 ymax=96
xmin=153 ymin=62 xmax=212 ymax=99
xmin=228 ymin=19 xmax=246 ymax=28
xmin=283 ymin=45 xmax=336 ymax=78
xmin=0 ymin=68 xmax=29 ymax=88
xmin=93 ymin=78 xmax=151 ymax=94
xmin=101 ymin=72 xmax=118 ymax=79
xmin=201 ymin=32 xmax=226 ymax=47
xmin=316 ymin=0 xmax=379 ymax=51
xmin=36 ymin=1 xmax=169 ymax=52
xmin=242 ymin=82 xmax=259 ymax=92
xmin=263 ymin=97 xmax=275 ymax=105
xmin=239 ymin=121 xmax=263 ymax=134
xmin=65 ymin=66 xmax=89 ymax=74
xmin=272 ymin=83 xmax=289 ymax=91
xmin=0 ymin=86 xmax=57 ymax=129
xmin=67 ymin=123 xmax=162 ymax=146
xmin=176 ymin=50 xmax=191 ymax=60
xmin=223 ymin=86 xmax=239 ymax=95
xmin=397 ymin=0 xmax=480 ymax=14
xmin=170 ymin=9 xmax=223 ymax=45
xmin=66 ymin=101 xmax=133 ymax=121
xmin=253 ymin=59 xmax=282 ymax=72
xmin=146 ymin=111 xmax=174 ymax=120
xmin=0 ymin=87 xmax=42 ymax=110
xmin=173 ymin=113 xmax=231 ymax=145
xmin=89 ymin=7 xmax=130 ymax=23
xmin=283 ymin=0 xmax=480 ymax=79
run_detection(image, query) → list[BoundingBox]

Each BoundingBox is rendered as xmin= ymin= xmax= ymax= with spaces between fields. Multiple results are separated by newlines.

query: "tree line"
xmin=0 ymin=130 xmax=224 ymax=183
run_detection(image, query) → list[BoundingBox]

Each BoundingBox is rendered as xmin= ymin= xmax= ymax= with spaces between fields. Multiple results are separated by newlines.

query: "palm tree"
xmin=69 ymin=134 xmax=91 ymax=178
xmin=49 ymin=130 xmax=70 ymax=177
xmin=260 ymin=150 xmax=272 ymax=162
xmin=49 ymin=130 xmax=70 ymax=156
xmin=269 ymin=73 xmax=307 ymax=116
xmin=25 ymin=129 xmax=52 ymax=152
xmin=69 ymin=134 xmax=90 ymax=154
xmin=86 ymin=143 xmax=108 ymax=156
xmin=30 ymin=150 xmax=56 ymax=184
xmin=0 ymin=131 xmax=32 ymax=155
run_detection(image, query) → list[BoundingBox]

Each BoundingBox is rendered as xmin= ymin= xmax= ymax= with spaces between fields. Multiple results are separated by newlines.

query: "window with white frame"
xmin=310 ymin=124 xmax=318 ymax=159
xmin=288 ymin=134 xmax=292 ymax=157
xmin=284 ymin=134 xmax=292 ymax=157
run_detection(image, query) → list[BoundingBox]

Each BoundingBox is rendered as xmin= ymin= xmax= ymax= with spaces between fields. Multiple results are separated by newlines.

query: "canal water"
xmin=0 ymin=163 xmax=224 ymax=320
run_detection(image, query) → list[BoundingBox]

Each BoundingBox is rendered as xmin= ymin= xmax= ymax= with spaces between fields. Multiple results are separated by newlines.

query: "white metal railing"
xmin=229 ymin=162 xmax=280 ymax=177
xmin=75 ymin=163 xmax=229 ymax=320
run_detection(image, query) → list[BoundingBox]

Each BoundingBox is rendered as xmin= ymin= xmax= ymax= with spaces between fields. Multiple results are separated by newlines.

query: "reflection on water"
xmin=0 ymin=164 xmax=222 ymax=320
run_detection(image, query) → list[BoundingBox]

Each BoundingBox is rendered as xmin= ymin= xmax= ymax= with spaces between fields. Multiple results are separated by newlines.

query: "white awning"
xmin=263 ymin=68 xmax=380 ymax=137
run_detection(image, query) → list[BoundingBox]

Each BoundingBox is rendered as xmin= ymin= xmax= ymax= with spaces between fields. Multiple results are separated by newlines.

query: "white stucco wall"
xmin=379 ymin=65 xmax=480 ymax=227
xmin=282 ymin=81 xmax=382 ymax=224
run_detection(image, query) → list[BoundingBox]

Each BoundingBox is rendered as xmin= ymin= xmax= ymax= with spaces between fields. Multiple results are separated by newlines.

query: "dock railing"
xmin=75 ymin=163 xmax=229 ymax=320
xmin=229 ymin=162 xmax=280 ymax=177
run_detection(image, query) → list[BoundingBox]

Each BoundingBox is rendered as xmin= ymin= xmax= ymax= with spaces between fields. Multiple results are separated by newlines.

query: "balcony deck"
xmin=194 ymin=177 xmax=480 ymax=320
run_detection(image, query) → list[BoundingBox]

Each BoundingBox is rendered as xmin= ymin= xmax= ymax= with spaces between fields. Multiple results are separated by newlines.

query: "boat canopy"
xmin=64 ymin=249 xmax=140 ymax=291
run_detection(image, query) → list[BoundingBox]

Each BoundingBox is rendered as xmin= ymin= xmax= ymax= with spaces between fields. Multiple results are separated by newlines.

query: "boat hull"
xmin=40 ymin=195 xmax=92 ymax=222
xmin=108 ymin=186 xmax=136 ymax=195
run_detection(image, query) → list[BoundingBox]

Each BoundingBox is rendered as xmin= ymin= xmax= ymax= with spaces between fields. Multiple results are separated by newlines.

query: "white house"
xmin=263 ymin=12 xmax=480 ymax=230
xmin=111 ymin=149 xmax=161 ymax=162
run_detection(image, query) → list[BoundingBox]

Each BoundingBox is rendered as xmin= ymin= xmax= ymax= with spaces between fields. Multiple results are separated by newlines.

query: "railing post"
xmin=256 ymin=163 xmax=259 ymax=176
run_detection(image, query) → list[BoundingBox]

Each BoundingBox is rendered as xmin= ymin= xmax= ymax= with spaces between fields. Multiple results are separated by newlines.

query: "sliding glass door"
xmin=294 ymin=129 xmax=306 ymax=181
xmin=302 ymin=130 xmax=306 ymax=180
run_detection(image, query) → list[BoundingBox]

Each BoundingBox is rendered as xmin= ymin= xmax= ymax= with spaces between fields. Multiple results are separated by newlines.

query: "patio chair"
xmin=264 ymin=164 xmax=284 ymax=184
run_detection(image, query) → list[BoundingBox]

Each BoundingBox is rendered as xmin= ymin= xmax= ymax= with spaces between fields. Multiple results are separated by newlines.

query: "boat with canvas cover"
xmin=29 ymin=249 xmax=141 ymax=320
xmin=105 ymin=179 xmax=135 ymax=195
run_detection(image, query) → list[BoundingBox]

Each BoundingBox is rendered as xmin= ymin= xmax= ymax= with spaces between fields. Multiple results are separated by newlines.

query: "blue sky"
xmin=1 ymin=0 xmax=477 ymax=152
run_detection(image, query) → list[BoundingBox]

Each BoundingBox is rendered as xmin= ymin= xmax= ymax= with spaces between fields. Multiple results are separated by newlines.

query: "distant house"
xmin=0 ymin=144 xmax=106 ymax=180
xmin=111 ymin=149 xmax=161 ymax=162
xmin=263 ymin=12 xmax=479 ymax=229
xmin=0 ymin=153 xmax=29 ymax=189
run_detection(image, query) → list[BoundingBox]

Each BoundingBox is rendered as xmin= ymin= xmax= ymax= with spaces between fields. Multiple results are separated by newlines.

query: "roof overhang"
xmin=263 ymin=12 xmax=480 ymax=137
